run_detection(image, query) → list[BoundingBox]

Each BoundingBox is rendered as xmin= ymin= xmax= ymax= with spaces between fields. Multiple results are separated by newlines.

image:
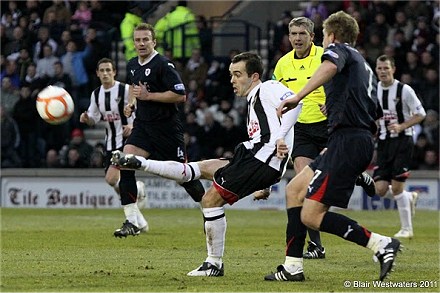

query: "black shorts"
xmin=307 ymin=128 xmax=374 ymax=208
xmin=125 ymin=118 xmax=186 ymax=163
xmin=292 ymin=121 xmax=328 ymax=160
xmin=373 ymin=136 xmax=414 ymax=182
xmin=213 ymin=144 xmax=281 ymax=205
xmin=103 ymin=146 xmax=124 ymax=174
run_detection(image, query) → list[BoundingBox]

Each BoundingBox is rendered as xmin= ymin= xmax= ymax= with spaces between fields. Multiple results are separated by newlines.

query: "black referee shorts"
xmin=292 ymin=120 xmax=328 ymax=160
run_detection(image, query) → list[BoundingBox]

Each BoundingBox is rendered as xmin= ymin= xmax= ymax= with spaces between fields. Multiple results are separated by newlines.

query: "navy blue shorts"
xmin=307 ymin=128 xmax=374 ymax=208
xmin=125 ymin=118 xmax=186 ymax=162
xmin=373 ymin=136 xmax=413 ymax=182
xmin=292 ymin=121 xmax=328 ymax=160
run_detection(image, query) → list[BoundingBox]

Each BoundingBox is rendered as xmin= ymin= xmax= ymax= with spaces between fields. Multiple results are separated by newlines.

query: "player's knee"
xmin=201 ymin=188 xmax=225 ymax=208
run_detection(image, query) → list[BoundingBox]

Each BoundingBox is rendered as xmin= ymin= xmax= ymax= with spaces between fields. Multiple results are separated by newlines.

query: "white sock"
xmin=367 ymin=232 xmax=390 ymax=253
xmin=123 ymin=203 xmax=140 ymax=227
xmin=136 ymin=156 xmax=201 ymax=182
xmin=137 ymin=211 xmax=148 ymax=230
xmin=203 ymin=207 xmax=226 ymax=267
xmin=395 ymin=191 xmax=412 ymax=231
xmin=284 ymin=256 xmax=303 ymax=270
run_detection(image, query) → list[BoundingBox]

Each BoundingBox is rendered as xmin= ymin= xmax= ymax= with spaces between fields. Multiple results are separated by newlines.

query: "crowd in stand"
xmin=1 ymin=0 xmax=438 ymax=170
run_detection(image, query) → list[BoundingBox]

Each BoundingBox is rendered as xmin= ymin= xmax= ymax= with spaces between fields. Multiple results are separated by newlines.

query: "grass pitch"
xmin=1 ymin=208 xmax=439 ymax=292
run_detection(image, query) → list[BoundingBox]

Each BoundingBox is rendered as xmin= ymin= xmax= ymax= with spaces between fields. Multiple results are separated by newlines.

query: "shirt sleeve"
xmin=87 ymin=92 xmax=102 ymax=124
xmin=162 ymin=60 xmax=186 ymax=95
xmin=403 ymin=84 xmax=426 ymax=117
xmin=321 ymin=43 xmax=347 ymax=73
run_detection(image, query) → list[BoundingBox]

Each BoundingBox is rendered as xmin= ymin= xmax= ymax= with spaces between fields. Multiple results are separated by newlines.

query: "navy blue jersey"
xmin=126 ymin=52 xmax=186 ymax=122
xmin=321 ymin=43 xmax=382 ymax=134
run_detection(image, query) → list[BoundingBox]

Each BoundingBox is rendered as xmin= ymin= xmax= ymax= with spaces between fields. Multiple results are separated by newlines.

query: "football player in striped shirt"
xmin=80 ymin=58 xmax=149 ymax=236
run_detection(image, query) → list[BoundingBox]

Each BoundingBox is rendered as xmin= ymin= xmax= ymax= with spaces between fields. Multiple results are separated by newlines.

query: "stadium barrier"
xmin=1 ymin=169 xmax=438 ymax=210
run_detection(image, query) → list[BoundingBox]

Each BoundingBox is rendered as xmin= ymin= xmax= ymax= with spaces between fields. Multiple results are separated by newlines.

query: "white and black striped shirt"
xmin=377 ymin=79 xmax=426 ymax=140
xmin=242 ymin=80 xmax=302 ymax=172
xmin=86 ymin=81 xmax=133 ymax=151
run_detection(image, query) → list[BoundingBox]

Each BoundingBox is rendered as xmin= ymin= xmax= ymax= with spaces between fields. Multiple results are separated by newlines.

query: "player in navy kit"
xmin=80 ymin=58 xmax=149 ymax=235
xmin=265 ymin=11 xmax=401 ymax=282
xmin=114 ymin=23 xmax=205 ymax=237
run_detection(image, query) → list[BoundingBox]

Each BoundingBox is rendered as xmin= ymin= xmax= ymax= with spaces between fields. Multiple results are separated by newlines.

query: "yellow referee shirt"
xmin=272 ymin=43 xmax=326 ymax=123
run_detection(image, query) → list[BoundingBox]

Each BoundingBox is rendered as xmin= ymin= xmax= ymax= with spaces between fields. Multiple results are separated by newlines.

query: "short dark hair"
xmin=96 ymin=58 xmax=116 ymax=71
xmin=231 ymin=52 xmax=263 ymax=78
xmin=377 ymin=55 xmax=395 ymax=67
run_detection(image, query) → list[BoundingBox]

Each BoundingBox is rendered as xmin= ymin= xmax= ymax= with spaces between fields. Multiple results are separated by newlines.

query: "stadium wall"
xmin=1 ymin=169 xmax=438 ymax=210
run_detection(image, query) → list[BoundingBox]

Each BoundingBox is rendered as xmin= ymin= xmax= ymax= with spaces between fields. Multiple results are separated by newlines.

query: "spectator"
xmin=186 ymin=79 xmax=204 ymax=110
xmin=402 ymin=51 xmax=423 ymax=83
xmin=90 ymin=149 xmax=104 ymax=168
xmin=48 ymin=61 xmax=72 ymax=94
xmin=33 ymin=26 xmax=58 ymax=62
xmin=196 ymin=15 xmax=213 ymax=62
xmin=419 ymin=68 xmax=439 ymax=111
xmin=4 ymin=26 xmax=30 ymax=59
xmin=43 ymin=0 xmax=71 ymax=26
xmin=184 ymin=111 xmax=202 ymax=138
xmin=387 ymin=11 xmax=414 ymax=45
xmin=272 ymin=10 xmax=292 ymax=59
xmin=28 ymin=11 xmax=42 ymax=33
xmin=22 ymin=63 xmax=44 ymax=98
xmin=196 ymin=110 xmax=224 ymax=159
xmin=61 ymin=39 xmax=91 ymax=115
xmin=419 ymin=149 xmax=439 ymax=170
xmin=1 ymin=105 xmax=22 ymax=168
xmin=154 ymin=1 xmax=200 ymax=61
xmin=1 ymin=12 xmax=15 ymax=41
xmin=182 ymin=48 xmax=208 ymax=90
xmin=404 ymin=1 xmax=430 ymax=23
xmin=184 ymin=131 xmax=201 ymax=161
xmin=0 ymin=76 xmax=20 ymax=115
xmin=71 ymin=1 xmax=92 ymax=32
xmin=55 ymin=30 xmax=72 ymax=57
xmin=365 ymin=12 xmax=389 ymax=42
xmin=218 ymin=114 xmax=247 ymax=154
xmin=82 ymin=27 xmax=107 ymax=91
xmin=0 ymin=59 xmax=20 ymax=89
xmin=42 ymin=9 xmax=66 ymax=43
xmin=0 ymin=24 xmax=8 ymax=56
xmin=16 ymin=48 xmax=33 ymax=84
xmin=62 ymin=128 xmax=93 ymax=168
xmin=120 ymin=2 xmax=144 ymax=61
xmin=210 ymin=99 xmax=241 ymax=127
xmin=422 ymin=110 xmax=439 ymax=151
xmin=303 ymin=1 xmax=328 ymax=20
xmin=43 ymin=149 xmax=61 ymax=168
xmin=411 ymin=133 xmax=432 ymax=169
xmin=36 ymin=44 xmax=59 ymax=80
xmin=12 ymin=85 xmax=41 ymax=168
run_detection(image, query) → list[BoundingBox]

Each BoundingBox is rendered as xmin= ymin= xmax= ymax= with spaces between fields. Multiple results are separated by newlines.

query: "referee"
xmin=272 ymin=17 xmax=327 ymax=259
